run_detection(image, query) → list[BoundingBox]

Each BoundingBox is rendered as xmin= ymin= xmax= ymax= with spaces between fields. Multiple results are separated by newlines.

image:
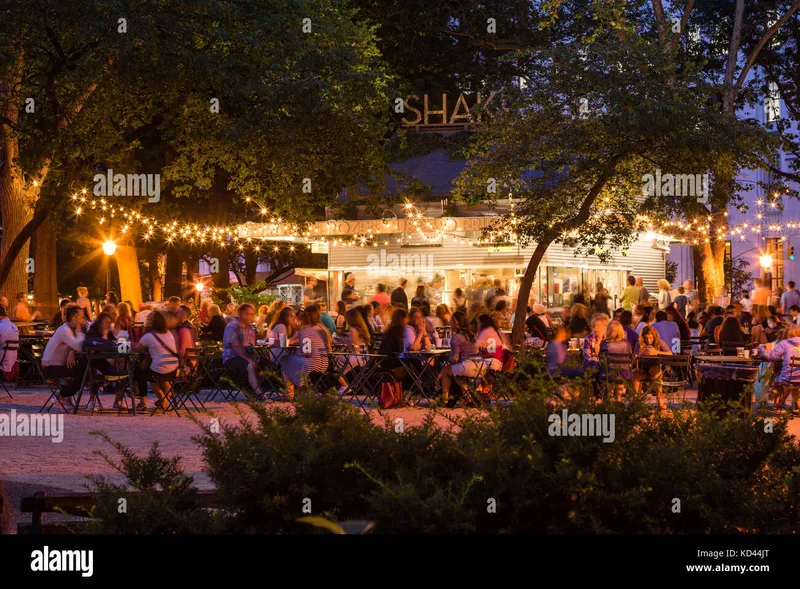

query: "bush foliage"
xmin=86 ymin=374 xmax=800 ymax=533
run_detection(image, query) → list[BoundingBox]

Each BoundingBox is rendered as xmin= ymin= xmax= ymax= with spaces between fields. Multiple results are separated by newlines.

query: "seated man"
xmin=0 ymin=305 xmax=19 ymax=385
xmin=41 ymin=305 xmax=87 ymax=406
xmin=222 ymin=303 xmax=266 ymax=399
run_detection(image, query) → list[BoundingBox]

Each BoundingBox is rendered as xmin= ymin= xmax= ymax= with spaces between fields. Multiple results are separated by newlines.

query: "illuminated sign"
xmin=401 ymin=92 xmax=498 ymax=126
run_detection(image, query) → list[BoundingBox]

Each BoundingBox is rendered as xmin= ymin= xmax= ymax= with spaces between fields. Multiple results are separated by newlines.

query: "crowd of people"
xmin=4 ymin=273 xmax=800 ymax=412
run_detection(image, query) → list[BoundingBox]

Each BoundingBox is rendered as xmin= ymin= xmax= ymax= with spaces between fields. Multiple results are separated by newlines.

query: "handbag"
xmin=379 ymin=374 xmax=404 ymax=409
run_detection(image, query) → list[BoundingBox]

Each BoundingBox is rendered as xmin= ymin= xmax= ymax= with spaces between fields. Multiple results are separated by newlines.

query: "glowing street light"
xmin=195 ymin=282 xmax=204 ymax=293
xmin=103 ymin=240 xmax=117 ymax=293
xmin=759 ymin=253 xmax=773 ymax=270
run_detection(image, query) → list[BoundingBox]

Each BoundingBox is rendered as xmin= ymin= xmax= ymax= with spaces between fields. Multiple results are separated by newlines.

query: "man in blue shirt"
xmin=222 ymin=304 xmax=265 ymax=399
xmin=318 ymin=301 xmax=337 ymax=334
xmin=780 ymin=281 xmax=800 ymax=316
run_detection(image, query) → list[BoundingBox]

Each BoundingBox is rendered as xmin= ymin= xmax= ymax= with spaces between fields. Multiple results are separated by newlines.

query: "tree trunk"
xmin=164 ymin=251 xmax=184 ymax=298
xmin=511 ymin=237 xmax=552 ymax=347
xmin=244 ymin=249 xmax=258 ymax=285
xmin=116 ymin=241 xmax=143 ymax=309
xmin=32 ymin=217 xmax=58 ymax=319
xmin=0 ymin=174 xmax=35 ymax=297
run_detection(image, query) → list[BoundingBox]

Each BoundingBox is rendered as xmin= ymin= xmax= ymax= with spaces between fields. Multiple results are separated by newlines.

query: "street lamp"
xmin=103 ymin=240 xmax=117 ymax=294
xmin=194 ymin=281 xmax=205 ymax=306
xmin=759 ymin=253 xmax=773 ymax=270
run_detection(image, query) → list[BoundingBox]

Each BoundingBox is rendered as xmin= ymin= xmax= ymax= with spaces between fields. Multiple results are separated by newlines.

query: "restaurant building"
xmin=238 ymin=94 xmax=669 ymax=311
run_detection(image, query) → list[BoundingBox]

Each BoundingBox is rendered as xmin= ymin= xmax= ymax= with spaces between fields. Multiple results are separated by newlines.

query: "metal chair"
xmin=0 ymin=339 xmax=19 ymax=399
xmin=601 ymin=351 xmax=635 ymax=397
xmin=659 ymin=354 xmax=692 ymax=401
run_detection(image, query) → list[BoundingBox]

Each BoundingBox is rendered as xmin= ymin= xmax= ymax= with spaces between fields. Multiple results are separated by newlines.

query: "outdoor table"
xmin=693 ymin=355 xmax=761 ymax=364
xmin=330 ymin=352 xmax=386 ymax=409
xmin=695 ymin=361 xmax=759 ymax=412
xmin=72 ymin=350 xmax=140 ymax=415
xmin=398 ymin=349 xmax=450 ymax=402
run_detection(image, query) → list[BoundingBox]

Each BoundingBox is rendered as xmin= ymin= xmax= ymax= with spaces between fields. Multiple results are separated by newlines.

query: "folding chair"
xmin=772 ymin=358 xmax=800 ymax=414
xmin=16 ymin=337 xmax=47 ymax=386
xmin=0 ymin=339 xmax=18 ymax=399
xmin=80 ymin=349 xmax=138 ymax=413
xmin=601 ymin=352 xmax=635 ymax=399
xmin=483 ymin=349 xmax=519 ymax=404
xmin=659 ymin=354 xmax=692 ymax=401
xmin=39 ymin=374 xmax=73 ymax=413
xmin=200 ymin=346 xmax=239 ymax=402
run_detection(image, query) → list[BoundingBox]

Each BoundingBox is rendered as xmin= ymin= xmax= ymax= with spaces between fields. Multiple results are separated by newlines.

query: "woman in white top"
xmin=656 ymin=279 xmax=672 ymax=310
xmin=134 ymin=311 xmax=180 ymax=411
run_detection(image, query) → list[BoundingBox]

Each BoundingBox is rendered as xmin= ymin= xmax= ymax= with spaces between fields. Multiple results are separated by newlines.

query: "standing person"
xmin=369 ymin=283 xmax=391 ymax=311
xmin=752 ymin=278 xmax=771 ymax=306
xmin=341 ymin=273 xmax=360 ymax=306
xmin=222 ymin=304 xmax=267 ymax=399
xmin=741 ymin=291 xmax=753 ymax=313
xmin=452 ymin=288 xmax=468 ymax=313
xmin=41 ymin=305 xmax=87 ymax=405
xmin=75 ymin=286 xmax=93 ymax=321
xmin=592 ymin=282 xmax=609 ymax=315
xmin=683 ymin=279 xmax=698 ymax=305
xmin=780 ymin=281 xmax=800 ymax=315
xmin=391 ymin=279 xmax=409 ymax=310
xmin=303 ymin=277 xmax=322 ymax=306
xmin=0 ymin=305 xmax=19 ymax=382
xmin=656 ymin=279 xmax=672 ymax=310
xmin=411 ymin=284 xmax=429 ymax=308
xmin=673 ymin=286 xmax=689 ymax=317
xmin=636 ymin=277 xmax=650 ymax=307
xmin=620 ymin=275 xmax=639 ymax=312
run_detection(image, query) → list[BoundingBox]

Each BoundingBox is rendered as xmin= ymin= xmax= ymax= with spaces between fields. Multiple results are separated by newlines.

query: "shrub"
xmin=84 ymin=372 xmax=800 ymax=533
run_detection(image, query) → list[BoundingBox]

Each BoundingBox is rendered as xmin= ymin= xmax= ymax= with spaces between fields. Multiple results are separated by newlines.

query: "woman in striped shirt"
xmin=281 ymin=305 xmax=331 ymax=392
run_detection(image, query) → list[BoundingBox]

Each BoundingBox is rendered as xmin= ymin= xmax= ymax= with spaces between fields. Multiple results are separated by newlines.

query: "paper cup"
xmin=279 ymin=333 xmax=287 ymax=347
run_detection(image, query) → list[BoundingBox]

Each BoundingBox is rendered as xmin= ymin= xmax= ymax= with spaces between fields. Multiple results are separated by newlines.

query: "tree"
xmin=454 ymin=26 xmax=762 ymax=346
xmin=1 ymin=0 xmax=390 ymax=307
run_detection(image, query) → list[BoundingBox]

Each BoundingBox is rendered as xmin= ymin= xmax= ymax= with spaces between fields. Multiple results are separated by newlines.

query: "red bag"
xmin=379 ymin=377 xmax=404 ymax=409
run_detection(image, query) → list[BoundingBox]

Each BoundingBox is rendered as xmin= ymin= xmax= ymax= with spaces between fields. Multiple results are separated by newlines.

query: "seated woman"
xmin=633 ymin=325 xmax=672 ymax=409
xmin=270 ymin=306 xmax=297 ymax=346
xmin=491 ymin=300 xmax=512 ymax=330
xmin=378 ymin=308 xmax=409 ymax=382
xmin=600 ymin=320 xmax=633 ymax=396
xmin=280 ymin=305 xmax=332 ymax=394
xmin=404 ymin=308 xmax=432 ymax=352
xmin=334 ymin=300 xmax=348 ymax=331
xmin=366 ymin=302 xmax=384 ymax=332
xmin=717 ymin=316 xmax=746 ymax=350
xmin=84 ymin=312 xmax=128 ymax=410
xmin=199 ymin=304 xmax=227 ymax=342
xmin=475 ymin=314 xmax=505 ymax=371
xmin=757 ymin=324 xmax=800 ymax=413
xmin=440 ymin=311 xmax=483 ymax=406
xmin=582 ymin=314 xmax=609 ymax=372
xmin=134 ymin=311 xmax=181 ymax=411
xmin=337 ymin=309 xmax=370 ymax=392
